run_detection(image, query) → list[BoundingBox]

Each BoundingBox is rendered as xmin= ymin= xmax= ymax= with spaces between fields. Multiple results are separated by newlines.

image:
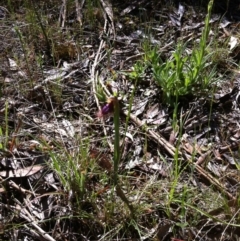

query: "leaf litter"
xmin=1 ymin=0 xmax=240 ymax=240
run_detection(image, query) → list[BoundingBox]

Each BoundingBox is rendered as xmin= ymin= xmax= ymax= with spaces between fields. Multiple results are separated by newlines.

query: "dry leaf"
xmin=146 ymin=103 xmax=159 ymax=119
xmin=0 ymin=165 xmax=43 ymax=178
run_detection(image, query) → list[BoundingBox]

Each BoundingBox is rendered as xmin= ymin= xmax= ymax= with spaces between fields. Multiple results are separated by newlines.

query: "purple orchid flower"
xmin=96 ymin=97 xmax=115 ymax=118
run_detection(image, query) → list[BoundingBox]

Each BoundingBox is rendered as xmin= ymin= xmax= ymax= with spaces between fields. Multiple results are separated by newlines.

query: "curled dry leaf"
xmin=133 ymin=99 xmax=148 ymax=117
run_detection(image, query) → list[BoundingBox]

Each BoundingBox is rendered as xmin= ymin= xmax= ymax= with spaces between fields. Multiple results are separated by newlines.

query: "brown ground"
xmin=1 ymin=0 xmax=240 ymax=240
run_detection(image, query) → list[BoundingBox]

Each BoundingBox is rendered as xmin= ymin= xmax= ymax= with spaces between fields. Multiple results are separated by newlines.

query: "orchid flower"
xmin=96 ymin=97 xmax=117 ymax=118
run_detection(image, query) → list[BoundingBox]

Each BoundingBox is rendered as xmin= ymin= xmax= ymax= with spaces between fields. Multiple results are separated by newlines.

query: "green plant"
xmin=96 ymin=84 xmax=107 ymax=103
xmin=50 ymin=137 xmax=92 ymax=203
xmin=126 ymin=61 xmax=147 ymax=81
xmin=0 ymin=127 xmax=3 ymax=150
xmin=150 ymin=0 xmax=216 ymax=104
xmin=97 ymin=96 xmax=134 ymax=214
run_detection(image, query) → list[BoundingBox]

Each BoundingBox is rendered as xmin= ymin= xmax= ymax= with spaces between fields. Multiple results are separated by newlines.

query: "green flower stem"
xmin=113 ymin=97 xmax=134 ymax=216
xmin=113 ymin=97 xmax=120 ymax=186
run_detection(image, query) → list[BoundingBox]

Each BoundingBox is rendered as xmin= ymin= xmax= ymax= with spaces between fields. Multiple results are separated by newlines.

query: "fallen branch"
xmin=123 ymin=110 xmax=235 ymax=201
xmin=2 ymin=202 xmax=56 ymax=241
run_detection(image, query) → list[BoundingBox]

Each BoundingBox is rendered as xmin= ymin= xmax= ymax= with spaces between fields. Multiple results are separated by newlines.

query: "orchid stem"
xmin=113 ymin=97 xmax=120 ymax=186
xmin=113 ymin=97 xmax=134 ymax=216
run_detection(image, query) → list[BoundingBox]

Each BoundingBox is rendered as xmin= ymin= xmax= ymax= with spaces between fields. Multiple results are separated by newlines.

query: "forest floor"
xmin=1 ymin=0 xmax=240 ymax=240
